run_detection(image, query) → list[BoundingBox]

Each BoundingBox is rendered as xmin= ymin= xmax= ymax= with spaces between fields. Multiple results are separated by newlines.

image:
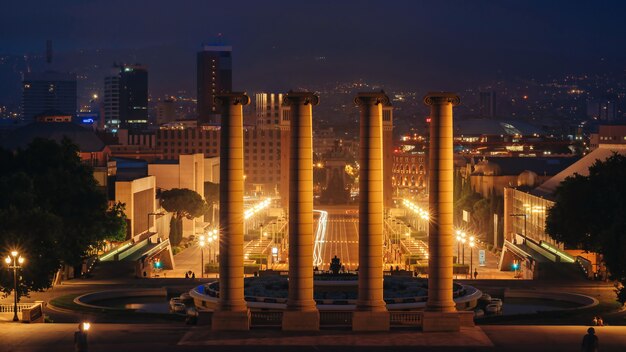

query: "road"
xmin=316 ymin=206 xmax=359 ymax=271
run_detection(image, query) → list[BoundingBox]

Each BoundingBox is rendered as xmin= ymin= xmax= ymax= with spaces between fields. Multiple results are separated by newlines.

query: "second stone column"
xmin=353 ymin=92 xmax=390 ymax=331
xmin=212 ymin=92 xmax=250 ymax=331
xmin=282 ymin=91 xmax=320 ymax=331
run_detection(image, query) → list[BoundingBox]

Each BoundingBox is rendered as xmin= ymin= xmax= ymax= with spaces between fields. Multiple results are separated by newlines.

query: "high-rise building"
xmin=197 ymin=45 xmax=232 ymax=124
xmin=155 ymin=123 xmax=284 ymax=196
xmin=22 ymin=71 xmax=77 ymax=120
xmin=255 ymin=93 xmax=284 ymax=128
xmin=103 ymin=68 xmax=120 ymax=131
xmin=479 ymin=91 xmax=496 ymax=118
xmin=156 ymin=99 xmax=177 ymax=125
xmin=587 ymin=98 xmax=618 ymax=122
xmin=104 ymin=64 xmax=149 ymax=132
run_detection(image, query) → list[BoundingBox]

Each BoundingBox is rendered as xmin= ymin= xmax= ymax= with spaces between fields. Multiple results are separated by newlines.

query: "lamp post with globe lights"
xmin=469 ymin=240 xmax=475 ymax=279
xmin=198 ymin=236 xmax=205 ymax=278
xmin=5 ymin=251 xmax=25 ymax=322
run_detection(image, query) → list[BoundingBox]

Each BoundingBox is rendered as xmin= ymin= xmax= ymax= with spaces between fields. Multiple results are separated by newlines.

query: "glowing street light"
xmin=5 ymin=251 xmax=25 ymax=322
xmin=199 ymin=239 xmax=205 ymax=278
xmin=469 ymin=240 xmax=475 ymax=279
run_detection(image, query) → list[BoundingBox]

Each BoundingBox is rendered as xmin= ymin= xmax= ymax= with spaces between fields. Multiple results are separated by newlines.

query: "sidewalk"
xmin=0 ymin=323 xmax=625 ymax=351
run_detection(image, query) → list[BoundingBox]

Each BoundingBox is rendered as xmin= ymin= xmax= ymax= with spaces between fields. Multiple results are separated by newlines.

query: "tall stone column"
xmin=212 ymin=92 xmax=250 ymax=331
xmin=282 ymin=91 xmax=320 ymax=331
xmin=423 ymin=92 xmax=460 ymax=332
xmin=353 ymin=92 xmax=390 ymax=331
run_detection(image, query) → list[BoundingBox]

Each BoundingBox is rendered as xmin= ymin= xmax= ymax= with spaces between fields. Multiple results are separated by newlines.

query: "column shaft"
xmin=356 ymin=94 xmax=388 ymax=312
xmin=213 ymin=93 xmax=250 ymax=331
xmin=425 ymin=93 xmax=459 ymax=313
xmin=282 ymin=92 xmax=319 ymax=331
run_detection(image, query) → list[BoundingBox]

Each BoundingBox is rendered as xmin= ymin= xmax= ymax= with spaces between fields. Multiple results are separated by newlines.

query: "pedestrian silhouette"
xmin=474 ymin=269 xmax=478 ymax=279
xmin=581 ymin=327 xmax=599 ymax=352
xmin=74 ymin=323 xmax=88 ymax=352
xmin=191 ymin=272 xmax=196 ymax=279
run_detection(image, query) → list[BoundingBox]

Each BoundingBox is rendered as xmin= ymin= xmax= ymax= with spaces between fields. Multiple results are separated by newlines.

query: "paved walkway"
xmin=0 ymin=324 xmax=625 ymax=351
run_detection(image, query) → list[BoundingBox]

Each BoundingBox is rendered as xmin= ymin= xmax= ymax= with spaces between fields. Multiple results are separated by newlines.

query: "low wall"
xmin=190 ymin=282 xmax=482 ymax=313
xmin=21 ymin=302 xmax=44 ymax=323
xmin=74 ymin=288 xmax=167 ymax=311
xmin=503 ymin=289 xmax=598 ymax=311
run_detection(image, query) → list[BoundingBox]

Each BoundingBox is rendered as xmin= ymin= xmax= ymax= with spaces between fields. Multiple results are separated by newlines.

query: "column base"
xmin=211 ymin=310 xmax=250 ymax=331
xmin=352 ymin=310 xmax=390 ymax=331
xmin=282 ymin=310 xmax=320 ymax=331
xmin=422 ymin=311 xmax=461 ymax=332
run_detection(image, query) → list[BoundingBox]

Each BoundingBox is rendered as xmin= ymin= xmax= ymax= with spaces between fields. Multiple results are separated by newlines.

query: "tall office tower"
xmin=197 ymin=45 xmax=232 ymax=124
xmin=22 ymin=71 xmax=77 ymax=120
xmin=156 ymin=99 xmax=177 ymax=125
xmin=479 ymin=91 xmax=496 ymax=118
xmin=587 ymin=98 xmax=618 ymax=122
xmin=103 ymin=68 xmax=121 ymax=131
xmin=255 ymin=93 xmax=284 ymax=128
xmin=119 ymin=64 xmax=148 ymax=130
xmin=104 ymin=64 xmax=149 ymax=132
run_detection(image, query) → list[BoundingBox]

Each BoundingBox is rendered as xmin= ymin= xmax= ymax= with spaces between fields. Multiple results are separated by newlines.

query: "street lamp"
xmin=510 ymin=213 xmax=527 ymax=244
xmin=461 ymin=237 xmax=466 ymax=265
xmin=469 ymin=241 xmax=475 ymax=279
xmin=207 ymin=236 xmax=214 ymax=265
xmin=199 ymin=236 xmax=205 ymax=278
xmin=271 ymin=247 xmax=278 ymax=268
xmin=455 ymin=230 xmax=462 ymax=264
xmin=209 ymin=229 xmax=218 ymax=264
xmin=5 ymin=251 xmax=25 ymax=322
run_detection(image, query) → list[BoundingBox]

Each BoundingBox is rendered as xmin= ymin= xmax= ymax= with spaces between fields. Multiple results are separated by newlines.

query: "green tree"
xmin=160 ymin=188 xmax=207 ymax=246
xmin=546 ymin=154 xmax=626 ymax=304
xmin=0 ymin=138 xmax=126 ymax=297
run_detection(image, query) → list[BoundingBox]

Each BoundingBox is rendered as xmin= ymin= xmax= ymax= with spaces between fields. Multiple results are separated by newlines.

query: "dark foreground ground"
xmin=1 ymin=323 xmax=625 ymax=352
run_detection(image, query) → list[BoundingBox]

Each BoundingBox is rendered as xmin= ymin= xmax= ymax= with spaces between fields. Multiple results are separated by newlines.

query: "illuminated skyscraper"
xmin=479 ymin=91 xmax=496 ymax=118
xmin=104 ymin=64 xmax=148 ymax=131
xmin=197 ymin=45 xmax=232 ymax=124
xmin=22 ymin=71 xmax=77 ymax=120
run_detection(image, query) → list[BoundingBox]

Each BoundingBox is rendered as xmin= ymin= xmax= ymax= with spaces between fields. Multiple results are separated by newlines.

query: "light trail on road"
xmin=313 ymin=210 xmax=328 ymax=267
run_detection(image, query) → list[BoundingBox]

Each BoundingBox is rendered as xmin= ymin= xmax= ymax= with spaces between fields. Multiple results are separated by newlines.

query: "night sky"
xmin=2 ymin=0 xmax=626 ymax=98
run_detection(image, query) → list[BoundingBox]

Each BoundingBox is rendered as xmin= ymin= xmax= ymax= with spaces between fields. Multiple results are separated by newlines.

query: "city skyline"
xmin=2 ymin=1 xmax=626 ymax=106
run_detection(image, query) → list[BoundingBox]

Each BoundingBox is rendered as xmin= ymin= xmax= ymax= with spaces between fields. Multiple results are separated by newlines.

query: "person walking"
xmin=74 ymin=323 xmax=88 ymax=352
xmin=581 ymin=327 xmax=599 ymax=352
xmin=473 ymin=269 xmax=478 ymax=279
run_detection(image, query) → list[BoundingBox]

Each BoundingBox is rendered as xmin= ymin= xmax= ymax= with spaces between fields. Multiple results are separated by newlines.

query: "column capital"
xmin=214 ymin=92 xmax=250 ymax=106
xmin=354 ymin=91 xmax=390 ymax=107
xmin=423 ymin=92 xmax=460 ymax=106
xmin=283 ymin=91 xmax=319 ymax=106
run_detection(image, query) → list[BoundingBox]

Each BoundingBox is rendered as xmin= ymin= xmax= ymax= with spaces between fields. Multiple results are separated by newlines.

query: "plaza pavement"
xmin=0 ymin=323 xmax=625 ymax=351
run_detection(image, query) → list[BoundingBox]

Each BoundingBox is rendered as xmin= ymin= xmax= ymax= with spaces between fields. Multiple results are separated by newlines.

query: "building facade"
xmin=155 ymin=124 xmax=284 ymax=196
xmin=22 ymin=71 xmax=77 ymax=120
xmin=255 ymin=93 xmax=284 ymax=128
xmin=392 ymin=151 xmax=428 ymax=198
xmin=197 ymin=45 xmax=232 ymax=124
xmin=104 ymin=64 xmax=149 ymax=131
xmin=478 ymin=91 xmax=496 ymax=118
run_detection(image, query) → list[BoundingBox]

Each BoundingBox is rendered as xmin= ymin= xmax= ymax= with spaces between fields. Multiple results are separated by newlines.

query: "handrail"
xmin=540 ymin=241 xmax=575 ymax=263
xmin=99 ymin=240 xmax=133 ymax=261
xmin=143 ymin=238 xmax=171 ymax=258
xmin=503 ymin=239 xmax=532 ymax=259
xmin=0 ymin=303 xmax=36 ymax=313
